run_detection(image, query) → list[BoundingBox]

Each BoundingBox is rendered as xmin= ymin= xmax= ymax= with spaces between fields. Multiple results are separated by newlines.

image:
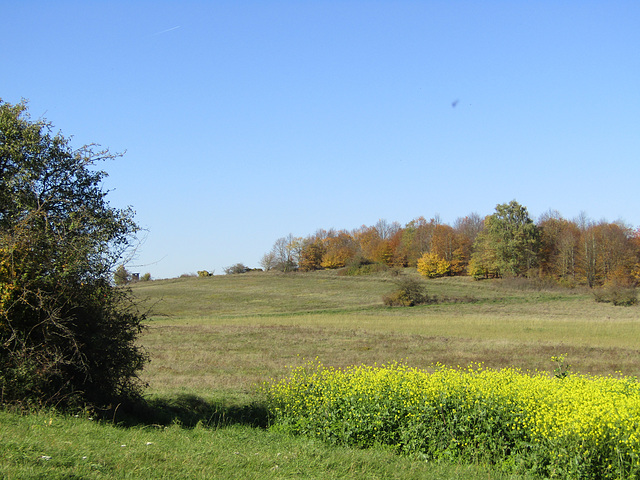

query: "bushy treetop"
xmin=0 ymin=99 xmax=147 ymax=410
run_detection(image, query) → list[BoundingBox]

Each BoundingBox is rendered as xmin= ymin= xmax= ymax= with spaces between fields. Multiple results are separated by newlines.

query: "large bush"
xmin=593 ymin=285 xmax=638 ymax=306
xmin=264 ymin=361 xmax=640 ymax=479
xmin=383 ymin=278 xmax=431 ymax=306
xmin=0 ymin=99 xmax=148 ymax=410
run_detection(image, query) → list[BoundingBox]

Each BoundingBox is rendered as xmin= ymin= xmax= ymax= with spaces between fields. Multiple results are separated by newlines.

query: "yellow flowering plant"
xmin=263 ymin=360 xmax=640 ymax=479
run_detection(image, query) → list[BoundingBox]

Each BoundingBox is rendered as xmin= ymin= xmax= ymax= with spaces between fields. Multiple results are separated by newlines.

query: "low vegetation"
xmin=593 ymin=284 xmax=638 ymax=306
xmin=382 ymin=278 xmax=433 ymax=306
xmin=264 ymin=360 xmax=640 ymax=479
xmin=1 ymin=407 xmax=524 ymax=480
xmin=2 ymin=266 xmax=640 ymax=478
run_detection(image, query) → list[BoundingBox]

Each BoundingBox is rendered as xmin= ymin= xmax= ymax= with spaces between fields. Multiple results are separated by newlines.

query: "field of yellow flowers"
xmin=264 ymin=361 xmax=640 ymax=479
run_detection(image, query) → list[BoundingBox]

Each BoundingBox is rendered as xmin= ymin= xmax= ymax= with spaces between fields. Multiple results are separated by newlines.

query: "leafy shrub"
xmin=593 ymin=286 xmax=638 ymax=306
xmin=382 ymin=290 xmax=412 ymax=306
xmin=383 ymin=278 xmax=432 ymax=306
xmin=0 ymin=100 xmax=147 ymax=410
xmin=341 ymin=256 xmax=388 ymax=276
xmin=197 ymin=270 xmax=212 ymax=277
xmin=140 ymin=273 xmax=152 ymax=282
xmin=224 ymin=263 xmax=250 ymax=275
xmin=416 ymin=252 xmax=451 ymax=278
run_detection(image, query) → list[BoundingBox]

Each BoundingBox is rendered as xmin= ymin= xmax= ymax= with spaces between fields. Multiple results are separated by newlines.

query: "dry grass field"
xmin=132 ymin=270 xmax=640 ymax=400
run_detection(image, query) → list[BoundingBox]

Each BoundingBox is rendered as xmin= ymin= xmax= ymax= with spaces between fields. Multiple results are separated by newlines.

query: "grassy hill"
xmin=2 ymin=269 xmax=638 ymax=479
xmin=133 ymin=270 xmax=640 ymax=400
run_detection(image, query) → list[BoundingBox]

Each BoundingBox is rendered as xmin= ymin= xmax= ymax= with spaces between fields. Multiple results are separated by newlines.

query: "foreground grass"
xmin=2 ymin=271 xmax=638 ymax=478
xmin=0 ymin=409 xmax=534 ymax=479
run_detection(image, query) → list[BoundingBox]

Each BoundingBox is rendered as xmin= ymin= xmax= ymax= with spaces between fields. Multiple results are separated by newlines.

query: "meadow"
xmin=2 ymin=269 xmax=639 ymax=479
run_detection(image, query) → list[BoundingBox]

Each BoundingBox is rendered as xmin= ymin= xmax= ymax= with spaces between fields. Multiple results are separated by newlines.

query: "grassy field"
xmin=2 ymin=269 xmax=638 ymax=479
xmin=134 ymin=270 xmax=640 ymax=398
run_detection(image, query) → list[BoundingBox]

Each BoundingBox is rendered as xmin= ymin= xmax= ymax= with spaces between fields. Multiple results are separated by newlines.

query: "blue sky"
xmin=3 ymin=1 xmax=639 ymax=278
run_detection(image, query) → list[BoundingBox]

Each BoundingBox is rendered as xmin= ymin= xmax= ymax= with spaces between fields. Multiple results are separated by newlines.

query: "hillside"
xmin=2 ymin=270 xmax=638 ymax=480
xmin=130 ymin=270 xmax=640 ymax=399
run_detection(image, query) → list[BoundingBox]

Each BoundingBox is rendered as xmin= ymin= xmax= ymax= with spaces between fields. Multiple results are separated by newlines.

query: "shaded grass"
xmin=0 ymin=409 xmax=535 ymax=479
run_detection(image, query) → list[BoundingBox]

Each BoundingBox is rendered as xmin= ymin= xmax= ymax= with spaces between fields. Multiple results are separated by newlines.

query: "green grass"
xmin=137 ymin=271 xmax=640 ymax=398
xmin=2 ymin=270 xmax=638 ymax=478
xmin=0 ymin=410 xmax=535 ymax=479
xmin=133 ymin=270 xmax=395 ymax=318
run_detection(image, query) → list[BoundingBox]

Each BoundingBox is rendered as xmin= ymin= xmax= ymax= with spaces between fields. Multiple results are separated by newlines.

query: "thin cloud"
xmin=151 ymin=26 xmax=181 ymax=36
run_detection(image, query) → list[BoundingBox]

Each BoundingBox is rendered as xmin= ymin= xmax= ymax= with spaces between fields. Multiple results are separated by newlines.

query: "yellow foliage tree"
xmin=320 ymin=232 xmax=357 ymax=269
xmin=416 ymin=252 xmax=451 ymax=278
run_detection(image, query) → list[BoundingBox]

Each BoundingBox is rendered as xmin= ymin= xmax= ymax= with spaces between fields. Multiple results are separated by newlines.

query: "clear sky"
xmin=3 ymin=1 xmax=639 ymax=278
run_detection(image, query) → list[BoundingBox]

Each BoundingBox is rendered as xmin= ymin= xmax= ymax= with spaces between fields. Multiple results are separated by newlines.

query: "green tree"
xmin=114 ymin=264 xmax=131 ymax=285
xmin=0 ymin=99 xmax=148 ymax=409
xmin=471 ymin=200 xmax=541 ymax=277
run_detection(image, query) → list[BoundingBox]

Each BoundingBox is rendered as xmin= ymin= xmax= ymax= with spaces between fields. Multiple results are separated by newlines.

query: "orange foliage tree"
xmin=538 ymin=213 xmax=581 ymax=283
xmin=321 ymin=232 xmax=357 ymax=269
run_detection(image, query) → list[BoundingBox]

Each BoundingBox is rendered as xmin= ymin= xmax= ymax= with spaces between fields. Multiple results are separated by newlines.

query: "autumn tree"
xmin=538 ymin=211 xmax=580 ymax=282
xmin=263 ymin=234 xmax=301 ymax=272
xmin=353 ymin=225 xmax=383 ymax=262
xmin=321 ymin=231 xmax=357 ymax=269
xmin=597 ymin=222 xmax=636 ymax=283
xmin=373 ymin=218 xmax=401 ymax=241
xmin=259 ymin=250 xmax=277 ymax=271
xmin=298 ymin=236 xmax=326 ymax=271
xmin=452 ymin=213 xmax=483 ymax=273
xmin=0 ymin=99 xmax=147 ymax=409
xmin=576 ymin=220 xmax=636 ymax=287
xmin=397 ymin=217 xmax=437 ymax=266
xmin=353 ymin=222 xmax=404 ymax=266
xmin=430 ymin=224 xmax=467 ymax=274
xmin=387 ymin=228 xmax=407 ymax=266
xmin=631 ymin=228 xmax=640 ymax=283
xmin=470 ymin=201 xmax=541 ymax=277
xmin=417 ymin=252 xmax=451 ymax=278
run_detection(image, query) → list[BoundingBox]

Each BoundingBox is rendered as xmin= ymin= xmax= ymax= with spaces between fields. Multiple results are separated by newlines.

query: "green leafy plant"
xmin=551 ymin=354 xmax=571 ymax=379
xmin=593 ymin=286 xmax=638 ymax=306
xmin=0 ymin=99 xmax=147 ymax=410
xmin=265 ymin=360 xmax=640 ymax=479
xmin=383 ymin=278 xmax=432 ymax=306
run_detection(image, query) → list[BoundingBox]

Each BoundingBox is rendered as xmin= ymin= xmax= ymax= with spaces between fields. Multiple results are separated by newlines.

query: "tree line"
xmin=260 ymin=200 xmax=640 ymax=288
